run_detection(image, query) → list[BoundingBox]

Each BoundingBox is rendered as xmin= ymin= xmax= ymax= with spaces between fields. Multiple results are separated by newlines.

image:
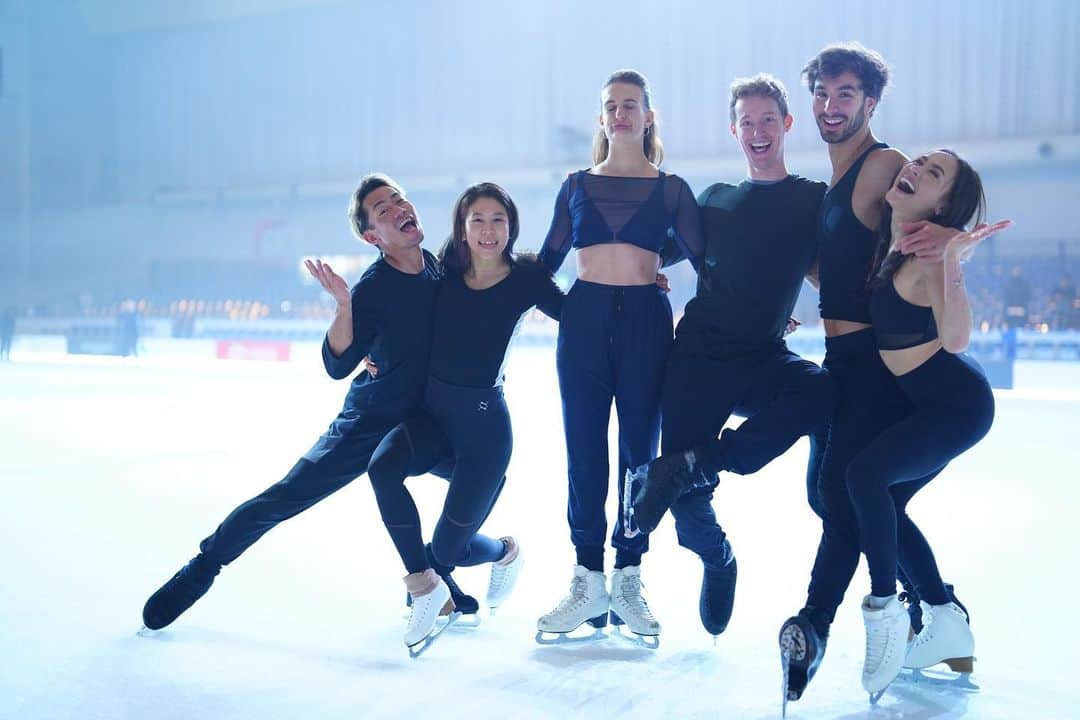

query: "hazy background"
xmin=2 ymin=0 xmax=1078 ymax=323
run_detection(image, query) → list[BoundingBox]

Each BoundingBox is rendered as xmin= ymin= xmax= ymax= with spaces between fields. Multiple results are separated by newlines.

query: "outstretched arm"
xmin=929 ymin=221 xmax=1013 ymax=352
xmin=306 ymin=259 xmax=353 ymax=356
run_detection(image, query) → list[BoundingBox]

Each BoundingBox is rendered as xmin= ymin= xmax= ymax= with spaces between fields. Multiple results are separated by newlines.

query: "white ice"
xmin=2 ymin=347 xmax=1078 ymax=720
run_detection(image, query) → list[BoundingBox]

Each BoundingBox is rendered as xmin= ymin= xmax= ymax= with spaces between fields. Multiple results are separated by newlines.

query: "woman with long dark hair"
xmin=535 ymin=69 xmax=704 ymax=646
xmin=842 ymin=150 xmax=1010 ymax=699
xmin=365 ymin=182 xmax=563 ymax=656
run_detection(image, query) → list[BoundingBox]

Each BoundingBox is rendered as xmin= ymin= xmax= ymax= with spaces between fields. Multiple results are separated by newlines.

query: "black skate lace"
xmin=439 ymin=571 xmax=476 ymax=607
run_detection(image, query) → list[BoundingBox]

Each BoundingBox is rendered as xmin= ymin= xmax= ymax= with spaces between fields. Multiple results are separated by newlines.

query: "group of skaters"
xmin=141 ymin=42 xmax=1010 ymax=706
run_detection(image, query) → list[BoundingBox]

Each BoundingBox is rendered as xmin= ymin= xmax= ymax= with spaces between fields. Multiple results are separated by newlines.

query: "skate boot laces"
xmin=551 ymin=575 xmax=589 ymax=616
xmin=864 ymin=617 xmax=901 ymax=675
xmin=910 ymin=602 xmax=964 ymax=649
xmin=617 ymin=573 xmax=655 ymax=621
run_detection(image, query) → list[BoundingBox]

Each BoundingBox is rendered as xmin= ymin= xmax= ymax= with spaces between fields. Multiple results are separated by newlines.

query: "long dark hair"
xmin=437 ymin=182 xmax=521 ymax=274
xmin=592 ymin=69 xmax=664 ymax=167
xmin=869 ymin=149 xmax=986 ymax=286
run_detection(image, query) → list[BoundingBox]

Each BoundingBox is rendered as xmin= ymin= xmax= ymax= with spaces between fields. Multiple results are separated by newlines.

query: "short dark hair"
xmin=347 ymin=173 xmax=404 ymax=239
xmin=438 ymin=182 xmax=520 ymax=273
xmin=802 ymin=42 xmax=890 ymax=101
xmin=729 ymin=73 xmax=789 ymax=124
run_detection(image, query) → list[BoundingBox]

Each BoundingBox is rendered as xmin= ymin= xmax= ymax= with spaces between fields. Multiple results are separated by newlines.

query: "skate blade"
xmin=780 ymin=645 xmax=790 ymax=718
xmin=868 ymin=689 xmax=886 ymax=705
xmin=608 ymin=611 xmax=660 ymax=650
xmin=534 ymin=626 xmax=607 ymax=645
xmin=898 ymin=666 xmax=980 ymax=692
xmin=610 ymin=624 xmax=660 ymax=650
xmin=136 ymin=626 xmax=162 ymax=638
xmin=901 ymin=655 xmax=976 ymax=674
xmin=407 ymin=611 xmax=461 ymax=659
xmin=449 ymin=612 xmax=482 ymax=629
xmin=780 ymin=635 xmax=793 ymax=718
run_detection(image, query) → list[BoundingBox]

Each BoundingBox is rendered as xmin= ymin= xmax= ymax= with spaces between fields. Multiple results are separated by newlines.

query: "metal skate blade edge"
xmin=534 ymin=626 xmax=607 ymax=645
xmin=611 ymin=625 xmax=660 ymax=650
xmin=407 ymin=611 xmax=461 ymax=658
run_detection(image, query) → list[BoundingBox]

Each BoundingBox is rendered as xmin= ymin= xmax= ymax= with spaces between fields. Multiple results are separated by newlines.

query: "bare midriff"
xmin=823 ymin=319 xmax=872 ymax=338
xmin=879 ymin=339 xmax=942 ymax=376
xmin=577 ymin=244 xmax=661 ymax=286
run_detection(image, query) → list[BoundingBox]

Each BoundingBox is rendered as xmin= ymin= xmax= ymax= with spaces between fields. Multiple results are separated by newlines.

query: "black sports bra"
xmin=870 ymin=278 xmax=939 ymax=350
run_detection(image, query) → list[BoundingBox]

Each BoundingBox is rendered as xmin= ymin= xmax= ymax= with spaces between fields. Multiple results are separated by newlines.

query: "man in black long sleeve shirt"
xmin=630 ymin=76 xmax=833 ymax=637
xmin=142 ymin=174 xmax=449 ymax=631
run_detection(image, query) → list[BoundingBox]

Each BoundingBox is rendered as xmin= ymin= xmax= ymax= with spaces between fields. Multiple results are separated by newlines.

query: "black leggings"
xmin=367 ymin=376 xmax=510 ymax=574
xmin=662 ymin=345 xmax=832 ymax=568
xmin=847 ymin=350 xmax=994 ymax=600
xmin=804 ymin=329 xmax=914 ymax=621
xmin=198 ymin=398 xmax=429 ymax=566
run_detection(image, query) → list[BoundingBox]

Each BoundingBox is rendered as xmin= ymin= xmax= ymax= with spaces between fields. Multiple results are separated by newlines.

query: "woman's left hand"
xmin=655 ymin=273 xmax=670 ymax=293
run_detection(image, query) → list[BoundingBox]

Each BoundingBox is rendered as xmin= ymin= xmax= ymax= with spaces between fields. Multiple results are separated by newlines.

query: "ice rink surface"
xmin=2 ymin=347 xmax=1078 ymax=720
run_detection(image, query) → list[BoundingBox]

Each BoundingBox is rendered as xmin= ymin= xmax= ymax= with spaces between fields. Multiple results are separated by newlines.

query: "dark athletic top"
xmin=322 ymin=249 xmax=441 ymax=415
xmin=818 ymin=142 xmax=890 ymax=323
xmin=675 ymin=175 xmax=825 ymax=356
xmin=539 ymin=170 xmax=704 ymax=273
xmin=429 ymin=260 xmax=564 ymax=388
xmin=870 ymin=277 xmax=939 ymax=350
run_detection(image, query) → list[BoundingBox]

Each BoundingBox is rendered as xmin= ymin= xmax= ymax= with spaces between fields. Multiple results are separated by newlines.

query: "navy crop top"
xmin=869 ymin=277 xmax=939 ymax=350
xmin=539 ymin=170 xmax=704 ymax=273
xmin=818 ymin=142 xmax=889 ymax=323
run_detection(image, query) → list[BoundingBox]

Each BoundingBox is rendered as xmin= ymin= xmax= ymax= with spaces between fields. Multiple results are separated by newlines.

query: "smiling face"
xmin=360 ymin=185 xmax=424 ymax=252
xmin=732 ymin=94 xmax=792 ymax=168
xmin=886 ymin=151 xmax=960 ymax=220
xmin=812 ymin=71 xmax=875 ymax=144
xmin=600 ymin=82 xmax=653 ymax=143
xmin=462 ymin=196 xmax=511 ymax=261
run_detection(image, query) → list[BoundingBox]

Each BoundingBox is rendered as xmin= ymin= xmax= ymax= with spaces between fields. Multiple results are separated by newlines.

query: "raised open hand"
xmin=944 ymin=220 xmax=1013 ymax=262
xmin=304 ymin=259 xmax=350 ymax=306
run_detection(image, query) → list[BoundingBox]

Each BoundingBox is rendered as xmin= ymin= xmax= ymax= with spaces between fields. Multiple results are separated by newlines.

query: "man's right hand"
xmin=361 ymin=356 xmax=379 ymax=377
xmin=305 ymin=259 xmax=351 ymax=307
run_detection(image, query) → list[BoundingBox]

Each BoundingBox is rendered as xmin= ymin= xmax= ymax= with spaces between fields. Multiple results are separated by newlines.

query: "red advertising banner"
xmin=215 ymin=340 xmax=291 ymax=362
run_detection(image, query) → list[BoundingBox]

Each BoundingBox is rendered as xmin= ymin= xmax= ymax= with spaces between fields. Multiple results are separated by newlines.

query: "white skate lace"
xmin=406 ymin=591 xmax=439 ymax=632
xmin=617 ymin=574 xmax=655 ymax=621
xmin=912 ymin=605 xmax=934 ymax=647
xmin=489 ymin=565 xmax=508 ymax=593
xmin=549 ymin=575 xmax=589 ymax=616
xmin=864 ymin=621 xmax=896 ymax=674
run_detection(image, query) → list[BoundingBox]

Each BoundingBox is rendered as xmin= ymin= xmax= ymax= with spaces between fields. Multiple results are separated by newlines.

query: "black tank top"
xmin=869 ymin=277 xmax=939 ymax=350
xmin=818 ymin=142 xmax=889 ymax=323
